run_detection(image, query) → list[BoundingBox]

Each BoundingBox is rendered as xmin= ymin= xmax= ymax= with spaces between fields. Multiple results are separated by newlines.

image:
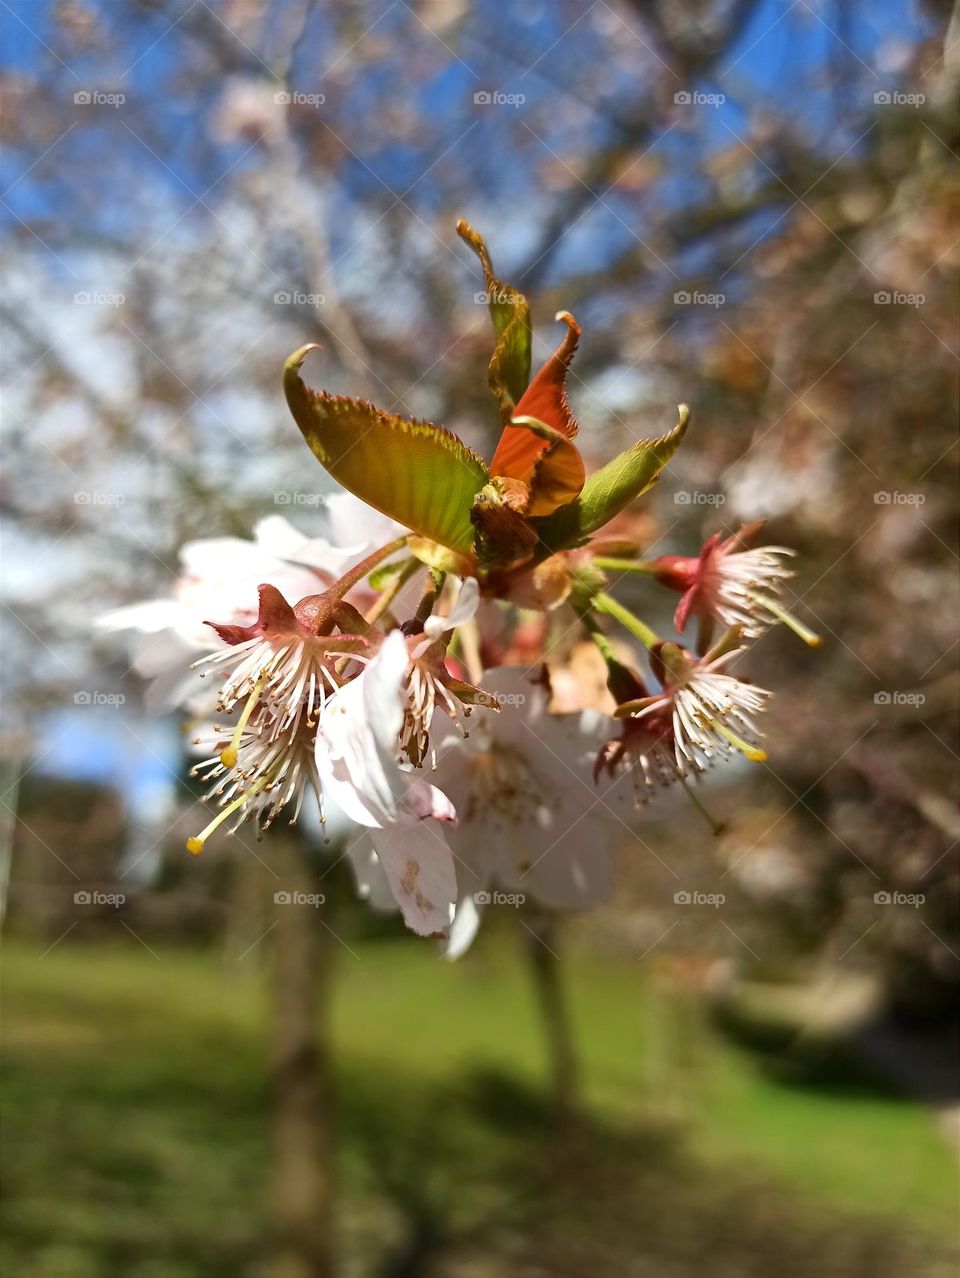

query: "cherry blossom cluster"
xmin=98 ymin=221 xmax=818 ymax=945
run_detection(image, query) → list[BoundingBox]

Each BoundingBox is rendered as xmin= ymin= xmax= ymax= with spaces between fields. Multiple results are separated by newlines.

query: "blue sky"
xmin=1 ymin=0 xmax=934 ymax=285
xmin=0 ymin=0 xmax=938 ymax=797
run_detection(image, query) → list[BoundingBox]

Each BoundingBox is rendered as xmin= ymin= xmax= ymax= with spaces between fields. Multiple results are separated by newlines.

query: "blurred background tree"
xmin=1 ymin=2 xmax=958 ymax=1276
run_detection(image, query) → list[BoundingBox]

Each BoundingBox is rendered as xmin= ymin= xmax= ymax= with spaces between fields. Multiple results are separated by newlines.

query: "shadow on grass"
xmin=3 ymin=941 xmax=956 ymax=1278
xmin=711 ymin=1000 xmax=960 ymax=1104
xmin=340 ymin=1065 xmax=954 ymax=1278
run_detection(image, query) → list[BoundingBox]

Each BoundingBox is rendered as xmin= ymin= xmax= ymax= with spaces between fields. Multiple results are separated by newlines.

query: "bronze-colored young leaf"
xmin=284 ymin=346 xmax=488 ymax=555
xmin=490 ymin=311 xmax=585 ymax=515
xmin=457 ymin=219 xmax=531 ymax=419
xmin=532 ymin=405 xmax=690 ymax=551
xmin=505 ymin=416 xmax=586 ymax=517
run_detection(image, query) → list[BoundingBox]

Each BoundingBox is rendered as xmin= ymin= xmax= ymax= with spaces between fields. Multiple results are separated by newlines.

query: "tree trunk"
xmin=268 ymin=838 xmax=336 ymax=1278
xmin=523 ymin=913 xmax=580 ymax=1123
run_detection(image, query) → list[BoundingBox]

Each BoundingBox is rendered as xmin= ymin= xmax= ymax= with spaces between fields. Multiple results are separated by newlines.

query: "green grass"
xmin=3 ymin=931 xmax=957 ymax=1278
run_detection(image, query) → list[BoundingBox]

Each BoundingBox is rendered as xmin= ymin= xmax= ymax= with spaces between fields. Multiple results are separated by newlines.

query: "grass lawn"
xmin=3 ymin=929 xmax=957 ymax=1277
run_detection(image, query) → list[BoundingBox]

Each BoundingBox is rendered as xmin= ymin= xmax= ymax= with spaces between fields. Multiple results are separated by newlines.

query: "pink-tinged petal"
xmin=133 ymin=629 xmax=202 ymax=680
xmin=369 ymin=824 xmax=457 ymax=937
xmin=404 ymin=777 xmax=457 ymax=824
xmin=696 ymin=532 xmax=724 ymax=588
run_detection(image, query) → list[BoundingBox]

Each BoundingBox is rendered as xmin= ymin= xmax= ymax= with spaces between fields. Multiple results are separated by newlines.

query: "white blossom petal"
xmin=315 ymin=632 xmax=458 ymax=831
xmin=423 ymin=576 xmax=480 ymax=640
xmin=368 ymin=823 xmax=457 ymax=936
xmin=429 ymin=668 xmax=627 ymax=914
xmin=443 ymin=893 xmax=482 ymax=960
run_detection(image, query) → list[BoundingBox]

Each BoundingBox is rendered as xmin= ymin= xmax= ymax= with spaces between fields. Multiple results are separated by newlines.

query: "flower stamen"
xmin=220 ymin=672 xmax=268 ymax=768
xmin=744 ymin=590 xmax=821 ymax=647
xmin=186 ymin=776 xmax=269 ymax=855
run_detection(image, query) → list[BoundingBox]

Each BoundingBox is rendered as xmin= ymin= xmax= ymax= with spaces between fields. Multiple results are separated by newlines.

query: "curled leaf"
xmin=284 ymin=346 xmax=488 ymax=555
xmin=457 ymin=219 xmax=531 ymax=419
xmin=534 ymin=405 xmax=690 ymax=551
xmin=490 ymin=311 xmax=585 ymax=516
xmin=491 ymin=311 xmax=581 ymax=479
xmin=509 ymin=416 xmax=586 ymax=517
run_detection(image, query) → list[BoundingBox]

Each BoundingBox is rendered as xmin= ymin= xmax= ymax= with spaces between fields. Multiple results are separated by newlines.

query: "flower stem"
xmin=592 ymin=557 xmax=657 ymax=575
xmin=414 ymin=568 xmax=446 ymax=625
xmin=593 ymin=592 xmax=659 ymax=650
xmin=580 ymin=609 xmax=618 ymax=665
xmin=680 ymin=778 xmax=726 ymax=837
xmin=328 ymin=535 xmax=410 ymax=600
xmin=364 ymin=557 xmax=421 ymax=625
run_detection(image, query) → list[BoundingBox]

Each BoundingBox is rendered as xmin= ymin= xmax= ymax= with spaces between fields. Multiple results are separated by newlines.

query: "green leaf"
xmin=532 ymin=405 xmax=690 ymax=551
xmin=407 ymin=537 xmax=474 ymax=577
xmin=367 ymin=557 xmax=415 ymax=591
xmin=457 ymin=219 xmax=531 ymax=419
xmin=284 ymin=346 xmax=488 ymax=555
